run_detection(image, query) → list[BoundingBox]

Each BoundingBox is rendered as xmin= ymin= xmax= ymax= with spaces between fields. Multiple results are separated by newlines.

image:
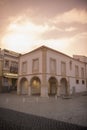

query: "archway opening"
xmin=20 ymin=77 xmax=28 ymax=94
xmin=30 ymin=77 xmax=41 ymax=96
xmin=48 ymin=77 xmax=57 ymax=96
xmin=60 ymin=78 xmax=68 ymax=96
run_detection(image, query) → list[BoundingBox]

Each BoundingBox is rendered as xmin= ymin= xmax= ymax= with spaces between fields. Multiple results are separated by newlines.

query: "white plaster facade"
xmin=17 ymin=46 xmax=87 ymax=97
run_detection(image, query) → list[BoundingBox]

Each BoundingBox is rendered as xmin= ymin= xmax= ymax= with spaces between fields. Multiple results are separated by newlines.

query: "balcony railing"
xmin=10 ymin=66 xmax=18 ymax=73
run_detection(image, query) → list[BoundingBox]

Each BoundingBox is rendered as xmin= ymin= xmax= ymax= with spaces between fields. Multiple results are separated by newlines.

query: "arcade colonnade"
xmin=17 ymin=76 xmax=70 ymax=97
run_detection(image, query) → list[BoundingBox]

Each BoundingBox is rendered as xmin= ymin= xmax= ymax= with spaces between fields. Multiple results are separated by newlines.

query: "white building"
xmin=17 ymin=46 xmax=87 ymax=97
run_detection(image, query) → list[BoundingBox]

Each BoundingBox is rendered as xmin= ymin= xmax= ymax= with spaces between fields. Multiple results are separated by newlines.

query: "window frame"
xmin=4 ymin=60 xmax=9 ymax=68
xmin=32 ymin=58 xmax=39 ymax=73
xmin=61 ymin=61 xmax=66 ymax=76
xmin=22 ymin=61 xmax=27 ymax=73
xmin=75 ymin=65 xmax=79 ymax=77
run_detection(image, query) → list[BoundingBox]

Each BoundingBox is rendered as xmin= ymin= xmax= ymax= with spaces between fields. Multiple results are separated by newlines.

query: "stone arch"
xmin=48 ymin=77 xmax=58 ymax=96
xmin=60 ymin=78 xmax=68 ymax=96
xmin=20 ymin=77 xmax=28 ymax=94
xmin=30 ymin=76 xmax=41 ymax=95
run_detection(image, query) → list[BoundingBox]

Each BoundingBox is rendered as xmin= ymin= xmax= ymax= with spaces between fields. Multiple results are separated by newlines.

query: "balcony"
xmin=10 ymin=66 xmax=18 ymax=74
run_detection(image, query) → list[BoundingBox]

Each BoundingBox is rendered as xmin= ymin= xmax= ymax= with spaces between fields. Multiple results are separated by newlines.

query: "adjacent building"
xmin=0 ymin=48 xmax=3 ymax=92
xmin=17 ymin=46 xmax=87 ymax=97
xmin=1 ymin=49 xmax=20 ymax=92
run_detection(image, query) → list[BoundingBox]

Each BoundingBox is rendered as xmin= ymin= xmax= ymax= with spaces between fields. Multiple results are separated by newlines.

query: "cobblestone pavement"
xmin=0 ymin=93 xmax=87 ymax=127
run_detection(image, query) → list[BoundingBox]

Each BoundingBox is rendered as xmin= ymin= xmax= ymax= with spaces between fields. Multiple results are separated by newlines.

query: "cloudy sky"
xmin=0 ymin=0 xmax=87 ymax=56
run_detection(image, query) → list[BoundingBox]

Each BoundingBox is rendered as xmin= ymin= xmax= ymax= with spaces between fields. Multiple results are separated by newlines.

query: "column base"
xmin=17 ymin=90 xmax=21 ymax=95
xmin=41 ymin=86 xmax=49 ymax=98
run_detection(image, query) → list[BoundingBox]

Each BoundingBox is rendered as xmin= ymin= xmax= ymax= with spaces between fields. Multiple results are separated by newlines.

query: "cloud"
xmin=40 ymin=23 xmax=87 ymax=40
xmin=52 ymin=9 xmax=87 ymax=24
xmin=0 ymin=0 xmax=87 ymax=56
xmin=1 ymin=9 xmax=87 ymax=50
xmin=74 ymin=32 xmax=87 ymax=39
xmin=65 ymin=27 xmax=76 ymax=32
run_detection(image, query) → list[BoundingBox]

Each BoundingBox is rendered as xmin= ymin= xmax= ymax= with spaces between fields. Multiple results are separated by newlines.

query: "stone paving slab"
xmin=0 ymin=107 xmax=87 ymax=130
xmin=0 ymin=93 xmax=87 ymax=127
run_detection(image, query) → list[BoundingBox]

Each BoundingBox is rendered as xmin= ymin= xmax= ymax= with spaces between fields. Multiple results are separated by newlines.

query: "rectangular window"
xmin=50 ymin=58 xmax=56 ymax=74
xmin=82 ymin=80 xmax=85 ymax=84
xmin=75 ymin=65 xmax=79 ymax=77
xmin=4 ymin=60 xmax=9 ymax=68
xmin=76 ymin=79 xmax=79 ymax=84
xmin=11 ymin=61 xmax=18 ymax=67
xmin=81 ymin=68 xmax=84 ymax=78
xmin=10 ymin=61 xmax=18 ymax=73
xmin=22 ymin=61 xmax=27 ymax=73
xmin=32 ymin=59 xmax=39 ymax=73
xmin=61 ymin=62 xmax=66 ymax=75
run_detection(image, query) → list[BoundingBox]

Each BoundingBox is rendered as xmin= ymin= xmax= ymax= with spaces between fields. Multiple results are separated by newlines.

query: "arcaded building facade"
xmin=17 ymin=46 xmax=87 ymax=97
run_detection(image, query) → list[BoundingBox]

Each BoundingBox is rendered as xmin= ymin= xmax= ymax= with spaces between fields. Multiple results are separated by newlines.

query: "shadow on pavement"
xmin=0 ymin=107 xmax=87 ymax=130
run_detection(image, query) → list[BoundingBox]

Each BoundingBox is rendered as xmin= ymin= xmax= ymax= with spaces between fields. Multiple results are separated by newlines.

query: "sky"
xmin=0 ymin=0 xmax=87 ymax=56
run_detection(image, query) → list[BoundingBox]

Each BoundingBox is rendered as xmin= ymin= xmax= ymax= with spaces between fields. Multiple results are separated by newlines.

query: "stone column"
xmin=28 ymin=84 xmax=31 ymax=96
xmin=56 ymin=84 xmax=61 ymax=97
xmin=41 ymin=83 xmax=48 ymax=97
xmin=66 ymin=81 xmax=70 ymax=96
xmin=17 ymin=79 xmax=21 ymax=95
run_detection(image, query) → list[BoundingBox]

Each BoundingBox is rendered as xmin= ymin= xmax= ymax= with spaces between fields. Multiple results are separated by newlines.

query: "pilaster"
xmin=41 ymin=47 xmax=48 ymax=97
xmin=17 ymin=79 xmax=21 ymax=95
